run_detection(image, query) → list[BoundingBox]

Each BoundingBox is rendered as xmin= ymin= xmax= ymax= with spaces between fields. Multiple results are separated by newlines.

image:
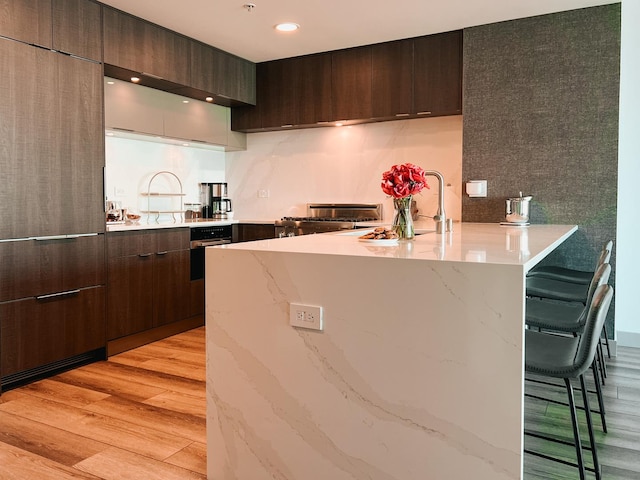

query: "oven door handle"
xmin=191 ymin=239 xmax=231 ymax=248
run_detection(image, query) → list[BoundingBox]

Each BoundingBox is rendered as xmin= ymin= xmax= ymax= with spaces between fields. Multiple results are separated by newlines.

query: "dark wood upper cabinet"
xmin=0 ymin=0 xmax=52 ymax=48
xmin=294 ymin=53 xmax=332 ymax=125
xmin=413 ymin=30 xmax=463 ymax=116
xmin=52 ymin=0 xmax=102 ymax=61
xmin=331 ymin=46 xmax=372 ymax=121
xmin=189 ymin=41 xmax=256 ymax=106
xmin=371 ymin=40 xmax=414 ymax=119
xmin=103 ymin=6 xmax=190 ymax=86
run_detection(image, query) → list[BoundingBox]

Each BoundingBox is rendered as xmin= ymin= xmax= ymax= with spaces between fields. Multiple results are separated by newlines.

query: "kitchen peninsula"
xmin=205 ymin=223 xmax=576 ymax=480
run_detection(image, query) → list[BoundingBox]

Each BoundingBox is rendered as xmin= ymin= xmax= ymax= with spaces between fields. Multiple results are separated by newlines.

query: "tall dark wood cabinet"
xmin=106 ymin=229 xmax=194 ymax=355
xmin=0 ymin=28 xmax=105 ymax=391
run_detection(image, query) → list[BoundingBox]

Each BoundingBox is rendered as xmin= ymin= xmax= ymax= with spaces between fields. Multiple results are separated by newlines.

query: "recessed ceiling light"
xmin=183 ymin=100 xmax=189 ymax=104
xmin=275 ymin=22 xmax=300 ymax=32
xmin=107 ymin=81 xmax=114 ymax=85
xmin=131 ymin=77 xmax=140 ymax=83
xmin=205 ymin=97 xmax=214 ymax=102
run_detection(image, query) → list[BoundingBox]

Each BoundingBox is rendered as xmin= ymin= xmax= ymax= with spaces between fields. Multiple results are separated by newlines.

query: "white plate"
xmin=358 ymin=238 xmax=399 ymax=245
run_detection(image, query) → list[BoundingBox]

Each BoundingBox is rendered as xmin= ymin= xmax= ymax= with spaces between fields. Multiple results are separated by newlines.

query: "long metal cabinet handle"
xmin=156 ymin=251 xmax=168 ymax=255
xmin=32 ymin=233 xmax=99 ymax=241
xmin=138 ymin=253 xmax=153 ymax=257
xmin=36 ymin=289 xmax=80 ymax=300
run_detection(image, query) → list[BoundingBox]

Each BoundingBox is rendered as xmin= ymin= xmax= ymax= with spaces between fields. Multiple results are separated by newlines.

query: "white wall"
xmin=225 ymin=116 xmax=463 ymax=223
xmin=105 ymin=136 xmax=225 ymax=221
xmin=615 ymin=0 xmax=640 ymax=347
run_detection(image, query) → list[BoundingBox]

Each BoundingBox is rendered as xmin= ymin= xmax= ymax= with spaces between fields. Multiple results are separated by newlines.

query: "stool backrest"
xmin=573 ymin=284 xmax=613 ymax=377
xmin=576 ymin=262 xmax=611 ymax=325
xmin=599 ymin=240 xmax=613 ymax=266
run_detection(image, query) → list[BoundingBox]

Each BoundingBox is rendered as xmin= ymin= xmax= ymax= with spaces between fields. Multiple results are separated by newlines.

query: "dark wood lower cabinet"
xmin=106 ymin=228 xmax=195 ymax=354
xmin=0 ymin=286 xmax=106 ymax=380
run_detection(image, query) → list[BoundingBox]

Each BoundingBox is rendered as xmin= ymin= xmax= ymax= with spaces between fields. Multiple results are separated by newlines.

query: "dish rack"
xmin=140 ymin=171 xmax=185 ymax=223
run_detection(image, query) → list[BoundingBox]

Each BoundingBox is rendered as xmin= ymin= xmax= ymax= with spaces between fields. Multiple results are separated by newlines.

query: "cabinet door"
xmin=52 ymin=0 xmax=102 ymax=61
xmin=372 ymin=40 xmax=414 ymax=119
xmin=190 ymin=42 xmax=256 ymax=106
xmin=153 ymin=250 xmax=189 ymax=327
xmin=0 ymin=286 xmax=105 ymax=377
xmin=0 ymin=39 xmax=104 ymax=239
xmin=103 ymin=7 xmax=190 ymax=86
xmin=331 ymin=46 xmax=372 ymax=121
xmin=413 ymin=31 xmax=463 ymax=116
xmin=163 ymin=92 xmax=228 ymax=145
xmin=106 ymin=254 xmax=154 ymax=339
xmin=0 ymin=0 xmax=51 ymax=48
xmin=293 ymin=53 xmax=332 ymax=125
xmin=104 ymin=78 xmax=166 ymax=136
xmin=0 ymin=235 xmax=105 ymax=303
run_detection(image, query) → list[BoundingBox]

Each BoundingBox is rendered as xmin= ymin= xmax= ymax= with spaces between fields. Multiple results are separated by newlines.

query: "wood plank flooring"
xmin=1 ymin=327 xmax=639 ymax=479
xmin=0 ymin=327 xmax=206 ymax=480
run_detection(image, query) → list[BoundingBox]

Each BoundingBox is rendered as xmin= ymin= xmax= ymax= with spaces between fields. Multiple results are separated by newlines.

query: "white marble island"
xmin=205 ymin=223 xmax=576 ymax=480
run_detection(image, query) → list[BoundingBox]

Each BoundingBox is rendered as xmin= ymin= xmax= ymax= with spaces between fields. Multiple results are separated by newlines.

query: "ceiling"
xmin=98 ymin=0 xmax=617 ymax=63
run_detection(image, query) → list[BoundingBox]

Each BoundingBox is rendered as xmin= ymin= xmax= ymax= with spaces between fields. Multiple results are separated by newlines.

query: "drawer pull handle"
xmin=36 ymin=289 xmax=80 ymax=300
xmin=156 ymin=251 xmax=168 ymax=256
xmin=138 ymin=253 xmax=153 ymax=258
xmin=32 ymin=233 xmax=98 ymax=241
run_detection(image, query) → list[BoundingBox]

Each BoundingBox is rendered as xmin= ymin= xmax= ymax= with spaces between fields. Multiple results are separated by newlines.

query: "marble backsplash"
xmin=226 ymin=116 xmax=463 ymax=223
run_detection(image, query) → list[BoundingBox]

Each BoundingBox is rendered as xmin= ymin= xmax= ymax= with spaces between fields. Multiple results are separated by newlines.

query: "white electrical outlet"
xmin=290 ymin=303 xmax=323 ymax=331
xmin=257 ymin=189 xmax=270 ymax=198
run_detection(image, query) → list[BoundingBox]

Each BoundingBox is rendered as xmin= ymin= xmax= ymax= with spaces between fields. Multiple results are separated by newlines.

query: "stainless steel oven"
xmin=190 ymin=225 xmax=232 ymax=281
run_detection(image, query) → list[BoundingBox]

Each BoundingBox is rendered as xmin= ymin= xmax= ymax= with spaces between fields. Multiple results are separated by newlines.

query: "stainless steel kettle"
xmin=505 ymin=192 xmax=532 ymax=224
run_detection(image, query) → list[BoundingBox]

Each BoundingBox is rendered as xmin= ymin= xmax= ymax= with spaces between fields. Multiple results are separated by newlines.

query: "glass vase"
xmin=392 ymin=196 xmax=414 ymax=240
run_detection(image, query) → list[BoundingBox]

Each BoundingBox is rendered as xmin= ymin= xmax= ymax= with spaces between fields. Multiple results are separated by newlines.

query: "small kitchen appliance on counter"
xmin=501 ymin=192 xmax=533 ymax=226
xmin=200 ymin=182 xmax=233 ymax=219
xmin=275 ymin=203 xmax=383 ymax=237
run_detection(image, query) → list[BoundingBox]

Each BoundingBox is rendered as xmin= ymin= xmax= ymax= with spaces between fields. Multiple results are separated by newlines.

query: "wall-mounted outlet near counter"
xmin=114 ymin=187 xmax=126 ymax=196
xmin=257 ymin=189 xmax=270 ymax=198
xmin=290 ymin=303 xmax=323 ymax=331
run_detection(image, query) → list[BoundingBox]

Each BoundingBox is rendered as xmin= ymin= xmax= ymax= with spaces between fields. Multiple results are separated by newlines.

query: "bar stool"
xmin=527 ymin=240 xmax=612 ymax=284
xmin=526 ymin=251 xmax=613 ymax=359
xmin=524 ymin=284 xmax=613 ymax=480
xmin=526 ymin=263 xmax=611 ymax=431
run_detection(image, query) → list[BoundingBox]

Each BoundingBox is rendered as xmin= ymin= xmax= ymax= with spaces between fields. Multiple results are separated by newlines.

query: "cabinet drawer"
xmin=107 ymin=230 xmax=157 ymax=257
xmin=0 ymin=286 xmax=106 ymax=377
xmin=0 ymin=235 xmax=105 ymax=302
xmin=107 ymin=228 xmax=189 ymax=257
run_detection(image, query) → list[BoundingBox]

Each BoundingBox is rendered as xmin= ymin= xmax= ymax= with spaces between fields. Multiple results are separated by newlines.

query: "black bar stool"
xmin=524 ymin=284 xmax=613 ymax=480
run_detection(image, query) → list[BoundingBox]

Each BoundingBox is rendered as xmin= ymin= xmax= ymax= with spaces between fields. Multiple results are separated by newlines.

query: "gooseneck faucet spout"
xmin=424 ymin=170 xmax=448 ymax=234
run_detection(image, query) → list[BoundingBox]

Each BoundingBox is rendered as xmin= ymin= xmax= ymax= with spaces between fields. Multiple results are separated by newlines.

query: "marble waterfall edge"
xmin=205 ymin=247 xmax=524 ymax=480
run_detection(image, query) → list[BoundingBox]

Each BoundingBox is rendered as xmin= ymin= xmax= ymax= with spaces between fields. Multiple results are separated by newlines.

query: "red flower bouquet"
xmin=381 ymin=163 xmax=429 ymax=240
xmin=381 ymin=163 xmax=429 ymax=198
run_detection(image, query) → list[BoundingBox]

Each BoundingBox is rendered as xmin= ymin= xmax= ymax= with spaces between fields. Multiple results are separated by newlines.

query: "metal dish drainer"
xmin=140 ymin=171 xmax=185 ymax=223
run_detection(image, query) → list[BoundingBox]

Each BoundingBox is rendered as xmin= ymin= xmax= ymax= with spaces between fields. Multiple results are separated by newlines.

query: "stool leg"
xmin=602 ymin=324 xmax=612 ymax=358
xmin=580 ymin=374 xmax=602 ymax=480
xmin=591 ymin=359 xmax=607 ymax=433
xmin=565 ymin=378 xmax=587 ymax=480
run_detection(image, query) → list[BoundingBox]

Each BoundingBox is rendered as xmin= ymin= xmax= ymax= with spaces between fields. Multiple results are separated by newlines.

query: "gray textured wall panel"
xmin=462 ymin=4 xmax=620 ymax=332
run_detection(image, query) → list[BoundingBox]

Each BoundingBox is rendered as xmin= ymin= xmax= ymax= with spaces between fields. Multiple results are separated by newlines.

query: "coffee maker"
xmin=200 ymin=182 xmax=233 ymax=219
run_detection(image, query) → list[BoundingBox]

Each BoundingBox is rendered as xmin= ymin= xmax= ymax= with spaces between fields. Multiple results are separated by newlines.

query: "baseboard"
xmin=616 ymin=330 xmax=640 ymax=349
xmin=107 ymin=315 xmax=204 ymax=356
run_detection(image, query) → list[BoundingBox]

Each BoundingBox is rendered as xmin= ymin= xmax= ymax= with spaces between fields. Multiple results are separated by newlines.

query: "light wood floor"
xmin=1 ymin=327 xmax=639 ymax=479
xmin=0 ymin=327 xmax=206 ymax=480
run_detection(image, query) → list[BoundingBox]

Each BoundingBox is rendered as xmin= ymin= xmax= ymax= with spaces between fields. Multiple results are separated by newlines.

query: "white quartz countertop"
xmin=218 ymin=222 xmax=577 ymax=269
xmin=105 ymin=218 xmax=276 ymax=232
